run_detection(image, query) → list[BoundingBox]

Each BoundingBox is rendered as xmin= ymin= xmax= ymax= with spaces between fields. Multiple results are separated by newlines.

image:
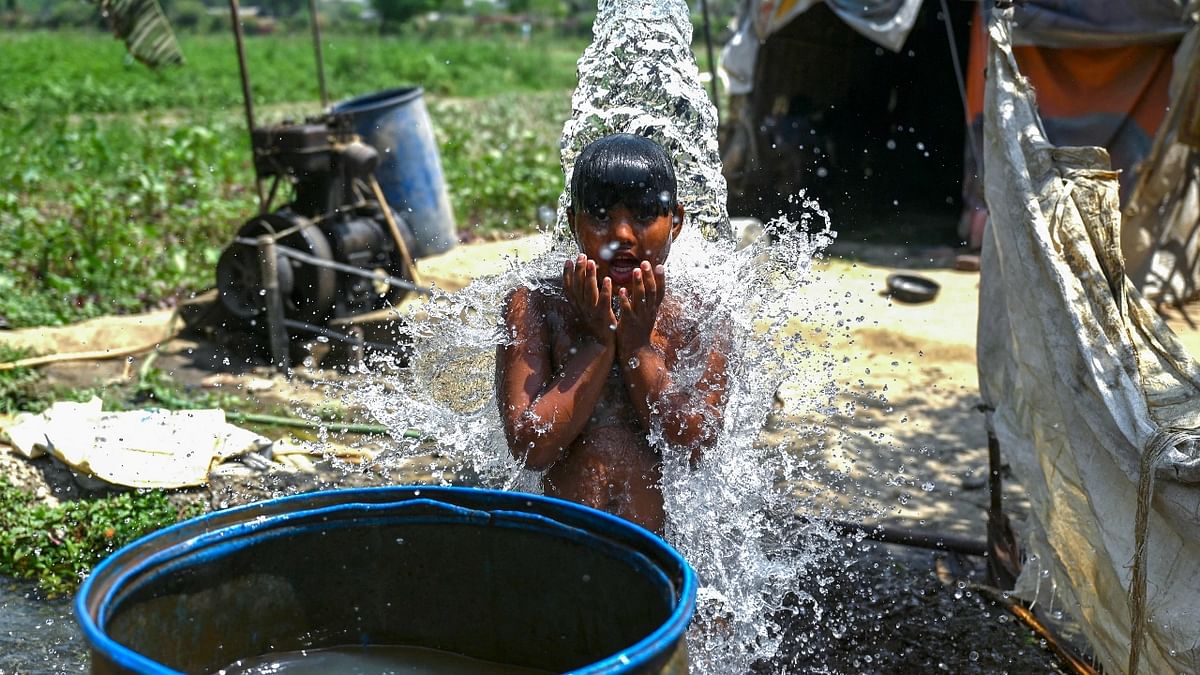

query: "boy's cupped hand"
xmin=563 ymin=254 xmax=617 ymax=347
xmin=616 ymin=261 xmax=665 ymax=354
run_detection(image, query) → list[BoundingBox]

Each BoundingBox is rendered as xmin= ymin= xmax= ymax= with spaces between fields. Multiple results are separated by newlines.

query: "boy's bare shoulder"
xmin=503 ymin=280 xmax=566 ymax=319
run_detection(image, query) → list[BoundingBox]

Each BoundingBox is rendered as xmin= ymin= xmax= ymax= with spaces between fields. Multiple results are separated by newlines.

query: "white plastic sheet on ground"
xmin=978 ymin=8 xmax=1200 ymax=674
xmin=2 ymin=398 xmax=268 ymax=489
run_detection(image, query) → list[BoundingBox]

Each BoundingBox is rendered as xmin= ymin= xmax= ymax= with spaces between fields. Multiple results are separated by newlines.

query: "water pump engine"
xmin=215 ymin=114 xmax=416 ymax=332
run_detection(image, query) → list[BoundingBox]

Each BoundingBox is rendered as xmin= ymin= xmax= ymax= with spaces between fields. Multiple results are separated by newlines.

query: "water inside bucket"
xmin=215 ymin=644 xmax=553 ymax=675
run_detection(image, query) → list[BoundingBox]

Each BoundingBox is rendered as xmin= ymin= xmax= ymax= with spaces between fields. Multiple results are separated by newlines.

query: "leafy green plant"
xmin=0 ymin=477 xmax=204 ymax=597
xmin=0 ymin=345 xmax=45 ymax=413
xmin=132 ymin=364 xmax=246 ymax=411
xmin=433 ymin=91 xmax=567 ymax=233
xmin=0 ymin=112 xmax=251 ymax=326
xmin=99 ymin=0 xmax=186 ymax=67
xmin=0 ymin=32 xmax=585 ymax=115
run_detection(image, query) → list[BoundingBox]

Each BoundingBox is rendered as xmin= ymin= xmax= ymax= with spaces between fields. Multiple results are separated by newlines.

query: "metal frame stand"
xmin=256 ymin=235 xmax=291 ymax=371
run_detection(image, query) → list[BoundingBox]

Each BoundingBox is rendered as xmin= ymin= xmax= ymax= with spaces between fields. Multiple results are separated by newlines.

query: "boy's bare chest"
xmin=539 ymin=295 xmax=685 ymax=427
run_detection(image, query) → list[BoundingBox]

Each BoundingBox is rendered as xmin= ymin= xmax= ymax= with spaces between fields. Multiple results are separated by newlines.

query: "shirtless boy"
xmin=496 ymin=133 xmax=728 ymax=534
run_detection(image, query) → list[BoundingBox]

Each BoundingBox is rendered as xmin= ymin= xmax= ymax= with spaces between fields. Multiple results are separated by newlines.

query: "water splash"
xmin=343 ymin=207 xmax=883 ymax=671
xmin=336 ymin=1 xmax=890 ymax=671
xmin=556 ymin=0 xmax=728 ymax=240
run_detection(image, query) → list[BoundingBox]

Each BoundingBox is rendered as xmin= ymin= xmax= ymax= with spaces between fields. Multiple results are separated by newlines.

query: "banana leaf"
xmin=97 ymin=0 xmax=185 ymax=68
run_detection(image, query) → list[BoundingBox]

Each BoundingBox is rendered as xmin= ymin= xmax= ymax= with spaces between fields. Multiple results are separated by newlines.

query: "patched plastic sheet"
xmin=978 ymin=8 xmax=1200 ymax=674
xmin=718 ymin=0 xmax=921 ymax=98
xmin=1122 ymin=9 xmax=1200 ymax=305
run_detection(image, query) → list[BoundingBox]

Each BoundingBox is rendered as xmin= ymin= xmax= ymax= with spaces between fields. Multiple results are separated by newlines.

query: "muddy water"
xmin=216 ymin=645 xmax=553 ymax=675
xmin=0 ymin=577 xmax=86 ymax=674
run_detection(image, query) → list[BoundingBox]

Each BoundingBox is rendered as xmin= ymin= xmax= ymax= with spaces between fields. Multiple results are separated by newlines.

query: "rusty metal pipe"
xmin=367 ymin=175 xmax=424 ymax=286
xmin=988 ymin=430 xmax=1004 ymax=517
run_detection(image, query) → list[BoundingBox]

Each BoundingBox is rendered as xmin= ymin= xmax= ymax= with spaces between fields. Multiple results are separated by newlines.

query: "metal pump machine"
xmin=213 ymin=0 xmax=455 ymax=368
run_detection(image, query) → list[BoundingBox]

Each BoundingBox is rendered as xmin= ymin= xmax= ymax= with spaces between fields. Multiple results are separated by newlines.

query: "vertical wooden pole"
xmin=308 ymin=0 xmax=329 ymax=108
xmin=229 ymin=0 xmax=266 ymax=212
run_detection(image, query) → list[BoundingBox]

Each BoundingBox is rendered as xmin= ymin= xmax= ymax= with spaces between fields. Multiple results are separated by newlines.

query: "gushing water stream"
xmin=337 ymin=1 xmax=889 ymax=671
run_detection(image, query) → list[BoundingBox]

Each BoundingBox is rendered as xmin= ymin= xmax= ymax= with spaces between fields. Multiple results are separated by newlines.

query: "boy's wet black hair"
xmin=569 ymin=133 xmax=677 ymax=219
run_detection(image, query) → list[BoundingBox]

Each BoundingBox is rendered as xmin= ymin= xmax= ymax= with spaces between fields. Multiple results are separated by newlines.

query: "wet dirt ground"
xmin=760 ymin=541 xmax=1075 ymax=674
xmin=4 ymin=234 xmax=1196 ymax=672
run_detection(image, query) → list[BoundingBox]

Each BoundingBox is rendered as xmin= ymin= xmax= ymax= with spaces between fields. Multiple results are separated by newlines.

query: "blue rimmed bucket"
xmin=332 ymin=87 xmax=457 ymax=258
xmin=75 ymin=486 xmax=696 ymax=674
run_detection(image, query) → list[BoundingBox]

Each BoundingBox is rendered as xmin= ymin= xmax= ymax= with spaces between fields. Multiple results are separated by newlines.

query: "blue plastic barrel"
xmin=76 ymin=486 xmax=696 ymax=674
xmin=333 ymin=87 xmax=457 ymax=258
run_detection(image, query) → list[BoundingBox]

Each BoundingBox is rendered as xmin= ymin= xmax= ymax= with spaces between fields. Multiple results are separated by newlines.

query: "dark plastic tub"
xmin=886 ymin=273 xmax=941 ymax=303
xmin=76 ymin=486 xmax=696 ymax=674
xmin=333 ymin=87 xmax=457 ymax=258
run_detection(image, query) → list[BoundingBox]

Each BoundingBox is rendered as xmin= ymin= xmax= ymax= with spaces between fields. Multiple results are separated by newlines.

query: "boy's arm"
xmin=616 ymin=263 xmax=729 ymax=464
xmin=496 ymin=263 xmax=617 ymax=471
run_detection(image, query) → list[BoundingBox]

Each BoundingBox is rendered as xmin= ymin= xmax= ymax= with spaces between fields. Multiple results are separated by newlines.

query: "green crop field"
xmin=0 ymin=31 xmax=586 ymax=113
xmin=0 ymin=31 xmax=579 ymax=327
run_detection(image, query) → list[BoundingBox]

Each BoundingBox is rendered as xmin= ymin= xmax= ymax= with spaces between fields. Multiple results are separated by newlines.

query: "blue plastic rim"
xmin=333 ymin=87 xmax=457 ymax=258
xmin=76 ymin=486 xmax=697 ymax=674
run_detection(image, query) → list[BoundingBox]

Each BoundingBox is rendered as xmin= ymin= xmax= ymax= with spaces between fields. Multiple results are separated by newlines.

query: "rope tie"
xmin=1128 ymin=427 xmax=1198 ymax=675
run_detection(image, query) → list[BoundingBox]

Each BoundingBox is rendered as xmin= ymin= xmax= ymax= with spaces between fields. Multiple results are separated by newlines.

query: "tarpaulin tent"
xmin=721 ymin=0 xmax=924 ymax=96
xmin=721 ymin=0 xmax=1199 ymax=297
xmin=979 ymin=4 xmax=1200 ymax=673
xmin=718 ymin=0 xmax=975 ymax=231
xmin=1121 ymin=26 xmax=1200 ymax=305
xmin=960 ymin=2 xmax=1194 ymax=293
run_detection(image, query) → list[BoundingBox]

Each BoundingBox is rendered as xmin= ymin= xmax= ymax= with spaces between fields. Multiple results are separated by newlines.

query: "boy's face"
xmin=568 ymin=201 xmax=684 ymax=288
